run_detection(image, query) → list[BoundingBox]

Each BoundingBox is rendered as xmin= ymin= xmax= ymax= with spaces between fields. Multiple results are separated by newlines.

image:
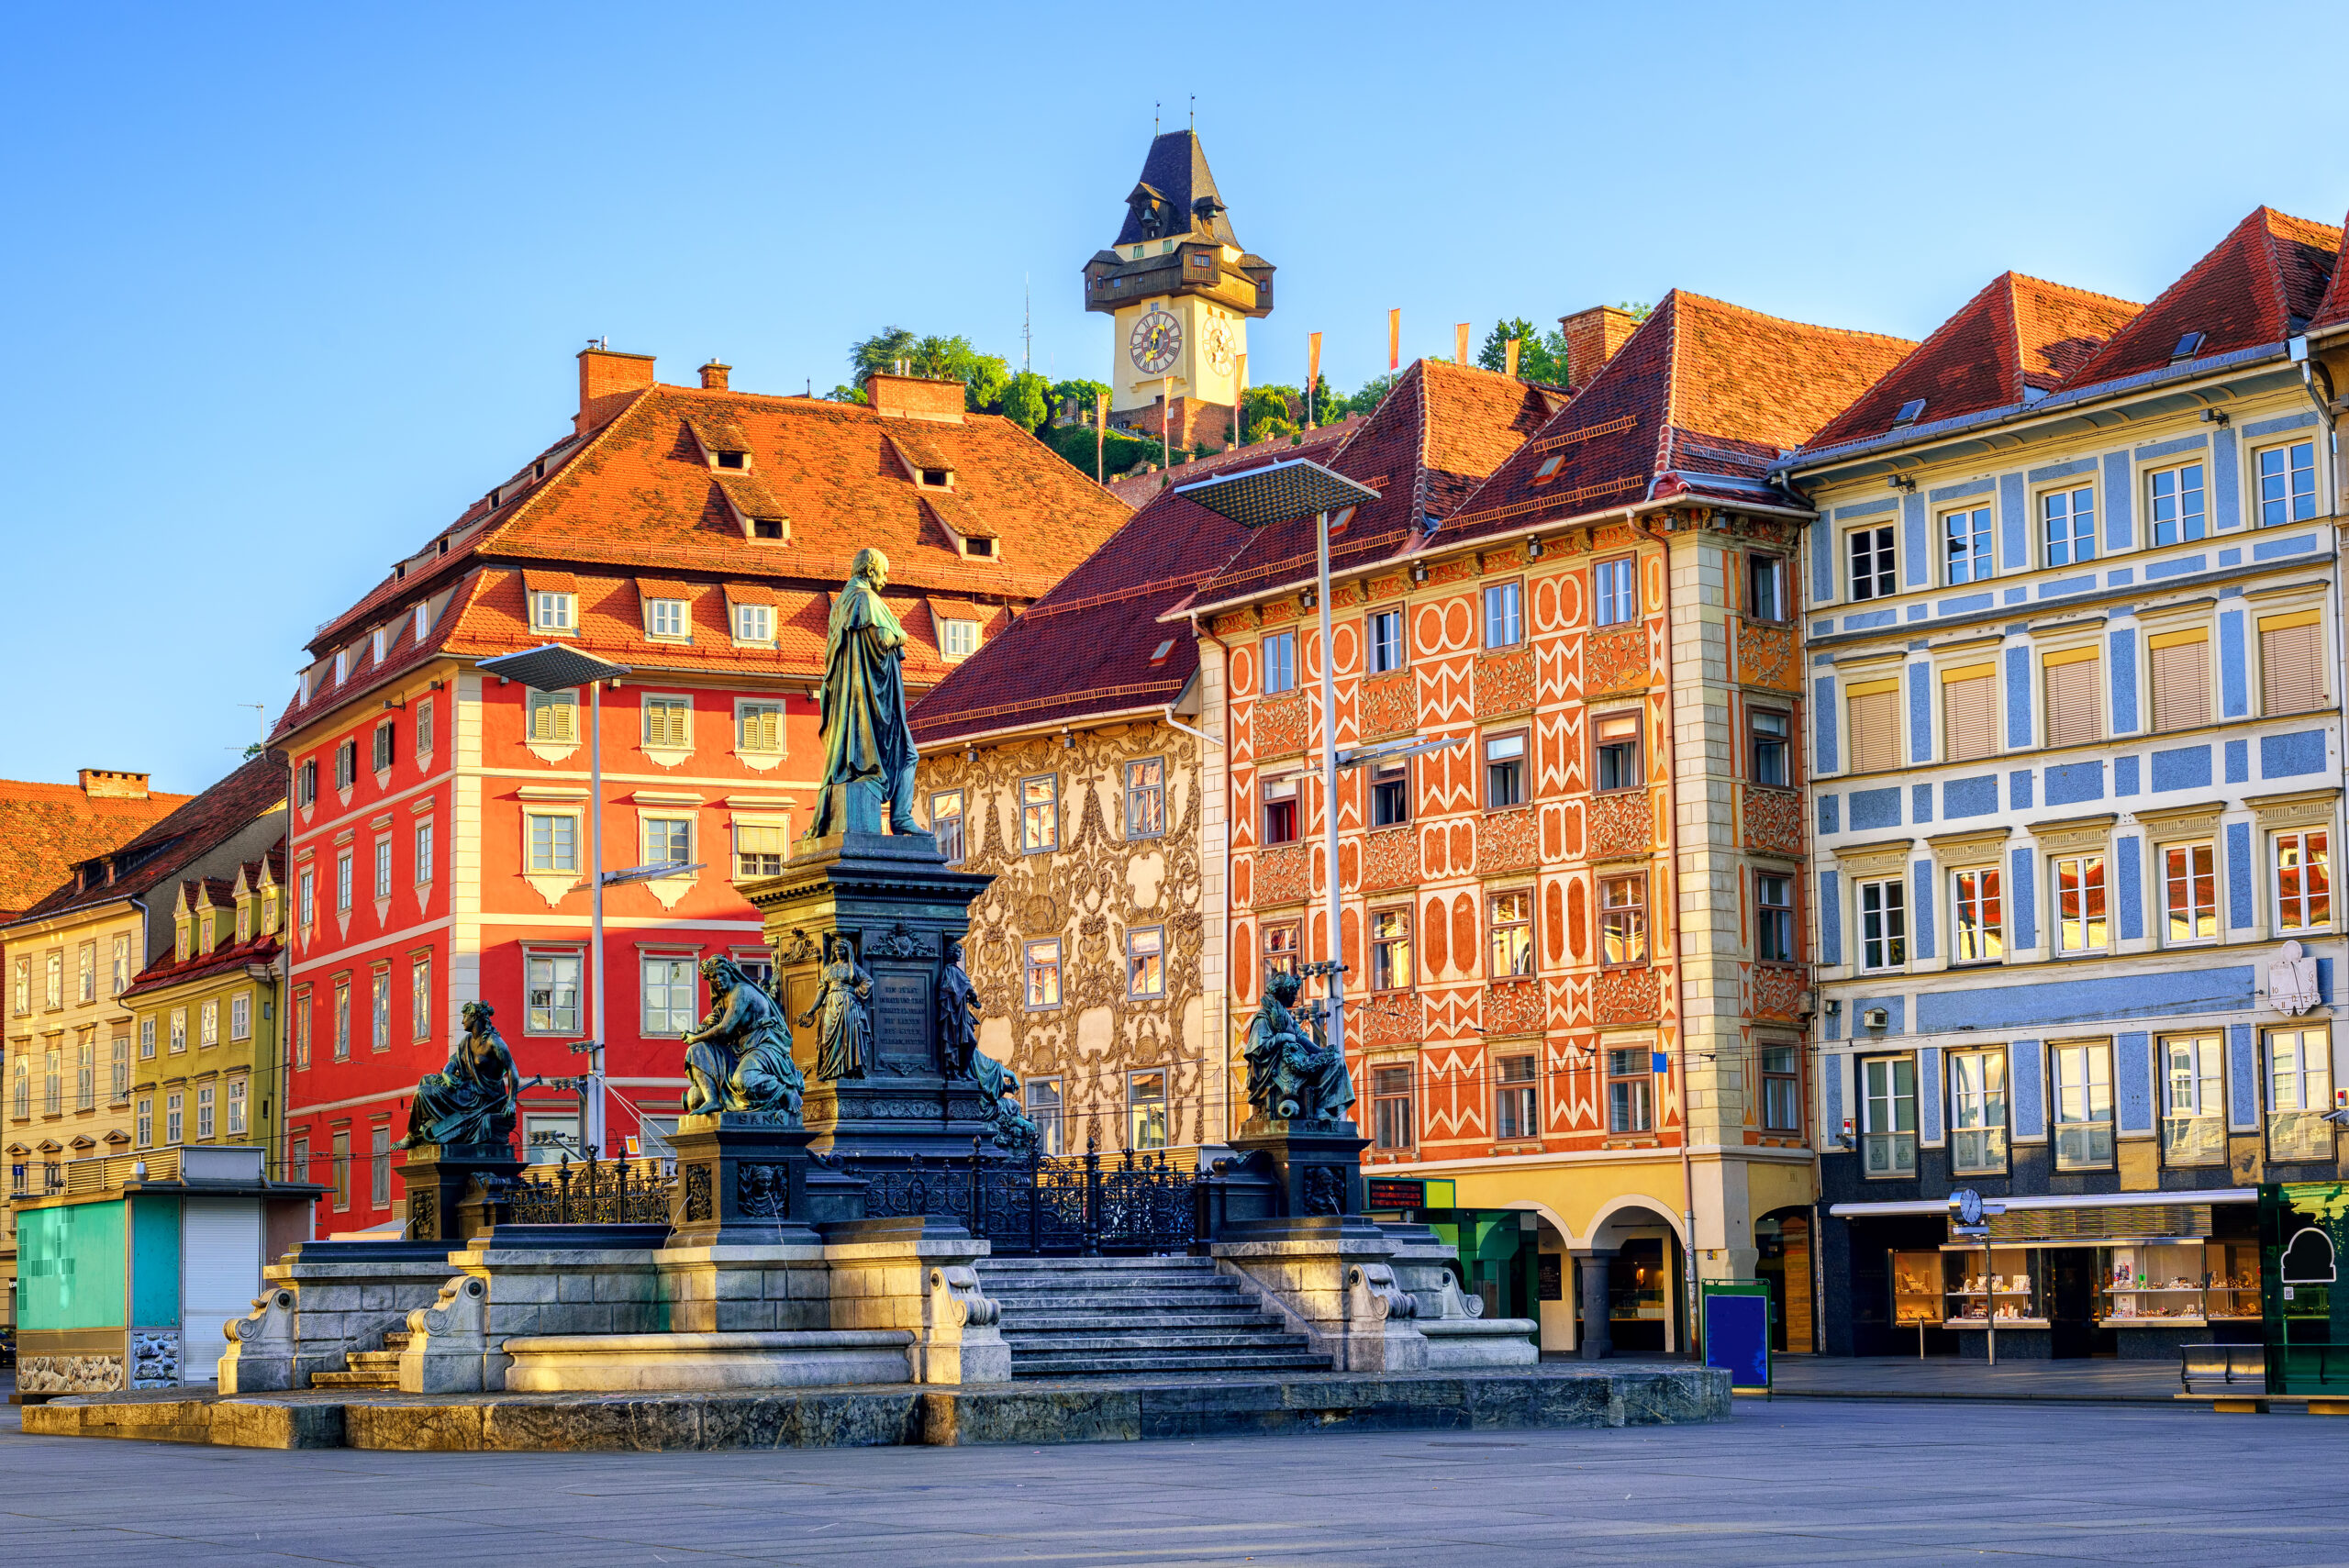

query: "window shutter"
xmin=554 ymin=698 xmax=575 ymax=744
xmin=2261 ymin=611 xmax=2324 ymax=715
xmin=1846 ymin=678 xmax=1900 ymax=773
xmin=1941 ymin=666 xmax=1998 ymax=762
xmin=2043 ymin=651 xmax=2102 ymax=747
xmin=2148 ymin=630 xmax=2209 ymax=732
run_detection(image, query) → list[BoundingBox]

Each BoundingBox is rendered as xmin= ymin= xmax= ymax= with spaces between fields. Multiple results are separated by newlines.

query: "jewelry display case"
xmin=1889 ymin=1250 xmax=1941 ymax=1328
xmin=1940 ymin=1245 xmax=2047 ymax=1327
xmin=2095 ymin=1241 xmax=2208 ymax=1328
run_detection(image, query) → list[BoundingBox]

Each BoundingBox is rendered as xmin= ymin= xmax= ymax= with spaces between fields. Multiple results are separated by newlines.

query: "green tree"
xmin=1339 ymin=372 xmax=1398 ymax=419
xmin=844 ymin=327 xmax=1012 ymax=413
xmin=1048 ymin=378 xmax=1112 ymax=426
xmin=998 ymin=371 xmax=1052 ymax=432
xmin=1476 ymin=318 xmax=1570 ymax=384
xmin=1243 ymin=384 xmax=1302 ymax=441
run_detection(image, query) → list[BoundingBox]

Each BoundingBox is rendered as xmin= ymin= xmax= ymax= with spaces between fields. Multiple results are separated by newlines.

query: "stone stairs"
xmin=308 ymin=1329 xmax=409 ymax=1390
xmin=977 ymin=1256 xmax=1330 ymax=1378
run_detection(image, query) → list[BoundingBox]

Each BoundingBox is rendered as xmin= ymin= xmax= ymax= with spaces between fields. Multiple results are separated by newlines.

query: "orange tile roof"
xmin=7 ymin=754 xmax=284 ymax=929
xmin=0 ymin=778 xmax=195 ymax=922
xmin=2310 ymin=208 xmax=2349 ymax=332
xmin=276 ymin=373 xmax=1128 ymax=740
xmin=1439 ymin=292 xmax=1913 ymax=550
xmin=1808 ymin=272 xmax=2141 ymax=450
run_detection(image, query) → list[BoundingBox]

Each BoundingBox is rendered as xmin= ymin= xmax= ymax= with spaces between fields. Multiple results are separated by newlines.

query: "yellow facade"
xmin=4 ymin=899 xmax=147 ymax=1319
xmin=124 ymin=863 xmax=284 ymax=1173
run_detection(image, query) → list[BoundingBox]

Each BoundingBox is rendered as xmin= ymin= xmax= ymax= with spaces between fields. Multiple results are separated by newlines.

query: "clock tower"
xmin=1082 ymin=130 xmax=1275 ymax=450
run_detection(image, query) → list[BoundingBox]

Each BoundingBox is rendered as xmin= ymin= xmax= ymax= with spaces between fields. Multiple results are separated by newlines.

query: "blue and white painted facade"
xmin=1787 ymin=342 xmax=2344 ymax=1357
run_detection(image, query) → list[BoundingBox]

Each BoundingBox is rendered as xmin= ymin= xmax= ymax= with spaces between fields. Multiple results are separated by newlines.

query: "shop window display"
xmin=2094 ymin=1241 xmax=2209 ymax=1327
xmin=1940 ymin=1247 xmax=2047 ymax=1326
xmin=1889 ymin=1250 xmax=1942 ymax=1329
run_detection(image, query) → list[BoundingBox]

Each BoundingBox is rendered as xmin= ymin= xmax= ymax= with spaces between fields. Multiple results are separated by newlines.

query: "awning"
xmin=1831 ymin=1188 xmax=2257 ymax=1218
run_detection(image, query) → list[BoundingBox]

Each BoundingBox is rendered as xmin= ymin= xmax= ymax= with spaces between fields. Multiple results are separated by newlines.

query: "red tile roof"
xmin=2054 ymin=206 xmax=2339 ymax=389
xmin=1102 ymin=416 xmax=1364 ymax=507
xmin=121 ymin=846 xmax=286 ymax=1002
xmin=1807 ymin=273 xmax=2141 ymax=450
xmin=6 ymin=754 xmax=285 ymax=929
xmin=2310 ymin=209 xmax=2349 ymax=332
xmin=275 ymin=373 xmax=1130 ymax=740
xmin=1189 ymin=360 xmax=1559 ymax=607
xmin=1438 ymin=292 xmax=1913 ymax=551
xmin=0 ymin=778 xmax=195 ymax=923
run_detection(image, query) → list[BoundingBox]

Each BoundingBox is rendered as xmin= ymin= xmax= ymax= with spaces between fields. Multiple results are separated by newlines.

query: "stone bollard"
xmin=217 ymin=1287 xmax=298 ymax=1394
xmin=397 ymin=1275 xmax=496 ymax=1394
xmin=1341 ymin=1262 xmax=1428 ymax=1373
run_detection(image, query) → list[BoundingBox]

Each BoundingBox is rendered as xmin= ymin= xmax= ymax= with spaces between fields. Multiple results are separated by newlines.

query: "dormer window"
xmin=751 ymin=518 xmax=784 ymax=539
xmin=371 ymin=628 xmax=387 ymax=663
xmin=262 ymin=895 xmax=277 ymax=934
xmin=714 ymin=450 xmax=747 ymax=470
xmin=941 ymin=618 xmax=980 ymax=660
xmin=333 ymin=651 xmax=348 ymax=684
xmin=414 ymin=602 xmax=431 ymax=643
xmin=919 ymin=468 xmax=952 ymax=489
xmin=963 ymin=537 xmax=996 ymax=559
xmin=534 ymin=592 xmax=575 ymax=632
xmin=174 ymin=918 xmax=191 ymax=962
xmin=732 ymin=602 xmax=774 ymax=644
xmin=647 ymin=598 xmax=687 ymax=639
xmin=236 ymin=904 xmax=250 ymax=945
xmin=198 ymin=915 xmax=215 ymax=954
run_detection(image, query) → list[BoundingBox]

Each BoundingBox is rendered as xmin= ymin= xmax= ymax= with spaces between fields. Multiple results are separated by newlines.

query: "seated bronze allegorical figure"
xmin=395 ymin=1000 xmax=523 ymax=1151
xmin=1241 ymin=969 xmax=1356 ymax=1125
xmin=681 ymin=955 xmax=806 ymax=1119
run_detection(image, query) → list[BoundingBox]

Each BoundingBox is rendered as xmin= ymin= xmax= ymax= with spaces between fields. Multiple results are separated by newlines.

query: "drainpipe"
xmin=2295 ymin=347 xmax=2349 ymax=947
xmin=1191 ymin=611 xmax=1236 ymax=1145
xmin=1631 ymin=509 xmax=1700 ymax=1356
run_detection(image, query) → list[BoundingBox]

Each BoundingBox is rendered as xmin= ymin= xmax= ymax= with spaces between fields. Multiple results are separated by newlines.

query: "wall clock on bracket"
xmin=1202 ymin=318 xmax=1234 ymax=376
xmin=1130 ymin=309 xmax=1183 ymax=374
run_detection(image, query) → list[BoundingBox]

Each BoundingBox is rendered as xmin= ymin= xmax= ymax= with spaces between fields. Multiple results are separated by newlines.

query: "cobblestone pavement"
xmin=4 ymin=1393 xmax=2346 ymax=1565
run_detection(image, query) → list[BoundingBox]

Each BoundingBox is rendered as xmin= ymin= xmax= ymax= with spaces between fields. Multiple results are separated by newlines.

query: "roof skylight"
xmin=1893 ymin=398 xmax=1927 ymax=427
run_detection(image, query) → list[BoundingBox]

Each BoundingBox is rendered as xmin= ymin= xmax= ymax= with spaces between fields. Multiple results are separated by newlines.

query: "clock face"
xmin=1203 ymin=319 xmax=1234 ymax=376
xmin=1130 ymin=309 xmax=1182 ymax=374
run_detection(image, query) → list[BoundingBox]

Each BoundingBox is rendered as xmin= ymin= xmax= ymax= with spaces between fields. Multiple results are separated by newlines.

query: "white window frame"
xmin=735 ymin=697 xmax=785 ymax=756
xmin=229 ymin=993 xmax=251 ymax=1042
xmin=1367 ymin=606 xmax=1404 ymax=673
xmin=646 ymin=596 xmax=689 ymax=641
xmin=640 ymin=692 xmax=694 ymax=753
xmin=2051 ymin=1040 xmax=2114 ymax=1172
xmin=525 ymin=811 xmax=582 ymax=874
xmin=2275 ymin=828 xmax=2332 ymax=934
xmin=525 ymin=948 xmax=584 ymax=1036
xmin=1020 ymin=775 xmax=1059 ymax=853
xmin=731 ymin=816 xmax=789 ymax=880
xmin=929 ymin=790 xmax=965 ymax=865
xmin=2160 ymin=1033 xmax=2225 ymax=1169
xmin=526 ymin=687 xmax=579 ymax=746
xmin=731 ymin=601 xmax=776 ymax=646
xmin=640 ymin=952 xmax=700 ymax=1038
xmin=2146 ymin=460 xmax=2207 ymax=548
xmin=2158 ymin=840 xmax=2218 ymax=947
xmin=1847 ymin=522 xmax=1896 ymax=602
xmin=532 ymin=591 xmax=577 ymax=633
xmin=640 ymin=814 xmax=696 ymax=873
xmin=1951 ymin=865 xmax=2003 ymax=965
xmin=1860 ymin=1055 xmax=1916 ymax=1177
xmin=2041 ymin=483 xmax=2096 ymax=567
xmin=940 ymin=617 xmax=980 ymax=660
xmin=2052 ymin=851 xmax=2109 ymax=954
xmin=2265 ymin=1025 xmax=2334 ymax=1162
xmin=1483 ymin=580 xmax=1524 ymax=647
xmin=1856 ymin=876 xmax=1906 ymax=973
xmin=1126 ymin=926 xmax=1165 ymax=999
xmin=1593 ymin=557 xmax=1637 ymax=628
xmin=1940 ymin=504 xmax=1992 ymax=585
xmin=1260 ymin=630 xmax=1297 ymax=694
xmin=1024 ymin=939 xmax=1063 ymax=1011
xmin=2254 ymin=438 xmax=2320 ymax=528
xmin=1948 ymin=1049 xmax=2007 ymax=1175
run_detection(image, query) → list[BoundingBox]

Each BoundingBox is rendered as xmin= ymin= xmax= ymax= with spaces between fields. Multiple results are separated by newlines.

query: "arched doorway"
xmin=1755 ymin=1206 xmax=1815 ymax=1354
xmin=1588 ymin=1203 xmax=1686 ymax=1355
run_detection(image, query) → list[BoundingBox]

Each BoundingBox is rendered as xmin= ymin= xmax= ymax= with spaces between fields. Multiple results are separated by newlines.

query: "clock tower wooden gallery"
xmin=1081 ymin=130 xmax=1275 ymax=452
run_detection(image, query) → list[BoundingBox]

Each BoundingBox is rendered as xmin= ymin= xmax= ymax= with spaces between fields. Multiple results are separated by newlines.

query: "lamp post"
xmin=1175 ymin=459 xmax=1389 ymax=1078
xmin=480 ymin=643 xmax=693 ymax=1158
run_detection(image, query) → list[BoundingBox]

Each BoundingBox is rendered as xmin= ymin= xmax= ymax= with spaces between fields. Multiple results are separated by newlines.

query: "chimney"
xmin=79 ymin=769 xmax=151 ymax=800
xmin=576 ymin=345 xmax=657 ymax=435
xmin=1558 ymin=306 xmax=1641 ymax=388
xmin=864 ymin=373 xmax=966 ymax=424
xmin=698 ymin=360 xmax=731 ymax=392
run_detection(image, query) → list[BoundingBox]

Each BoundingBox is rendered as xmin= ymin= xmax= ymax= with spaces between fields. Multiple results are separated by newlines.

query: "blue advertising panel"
xmin=1703 ymin=1289 xmax=1770 ymax=1390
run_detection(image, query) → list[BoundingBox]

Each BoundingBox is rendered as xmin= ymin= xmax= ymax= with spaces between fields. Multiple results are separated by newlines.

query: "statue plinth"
xmin=398 ymin=1141 xmax=524 ymax=1247
xmin=665 ymin=1112 xmax=858 ymax=1248
xmin=1218 ymin=1116 xmax=1374 ymax=1241
xmin=744 ymin=829 xmax=1000 ymax=1184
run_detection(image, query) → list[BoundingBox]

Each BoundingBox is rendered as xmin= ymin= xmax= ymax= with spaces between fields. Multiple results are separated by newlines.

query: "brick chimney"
xmin=576 ymin=345 xmax=657 ymax=435
xmin=79 ymin=768 xmax=151 ymax=800
xmin=864 ymin=373 xmax=966 ymax=424
xmin=1558 ymin=306 xmax=1641 ymax=388
xmin=698 ymin=360 xmax=730 ymax=392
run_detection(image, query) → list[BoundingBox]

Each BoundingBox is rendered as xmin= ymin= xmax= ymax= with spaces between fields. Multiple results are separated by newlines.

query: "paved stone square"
xmin=5 ymin=1394 xmax=2346 ymax=1565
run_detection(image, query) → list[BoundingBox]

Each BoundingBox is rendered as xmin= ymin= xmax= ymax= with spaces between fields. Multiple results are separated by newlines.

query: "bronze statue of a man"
xmin=806 ymin=547 xmax=919 ymax=840
xmin=395 ymin=1001 xmax=522 ymax=1150
xmin=937 ymin=937 xmax=983 ymax=1078
xmin=798 ymin=933 xmax=874 ymax=1080
xmin=681 ymin=956 xmax=805 ymax=1119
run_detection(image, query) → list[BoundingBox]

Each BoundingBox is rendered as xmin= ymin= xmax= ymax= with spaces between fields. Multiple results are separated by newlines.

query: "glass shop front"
xmin=1850 ymin=1196 xmax=2260 ymax=1359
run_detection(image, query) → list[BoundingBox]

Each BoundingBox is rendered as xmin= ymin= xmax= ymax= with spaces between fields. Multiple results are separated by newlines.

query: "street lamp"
xmin=1176 ymin=458 xmax=1385 ymax=1072
xmin=477 ymin=642 xmax=666 ymax=1158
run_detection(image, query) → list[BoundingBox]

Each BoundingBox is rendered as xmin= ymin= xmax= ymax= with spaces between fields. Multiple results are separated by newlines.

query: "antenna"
xmin=1153 ymin=100 xmax=1160 ymax=135
xmin=1189 ymin=95 xmax=1196 ymax=132
xmin=1023 ymin=275 xmax=1032 ymax=373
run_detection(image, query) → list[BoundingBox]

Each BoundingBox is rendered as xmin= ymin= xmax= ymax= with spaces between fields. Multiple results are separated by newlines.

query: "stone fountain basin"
xmin=503 ymin=1329 xmax=916 ymax=1392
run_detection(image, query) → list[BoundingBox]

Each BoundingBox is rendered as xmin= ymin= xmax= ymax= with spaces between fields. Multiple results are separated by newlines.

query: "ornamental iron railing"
xmin=836 ymin=1140 xmax=1203 ymax=1256
xmin=507 ymin=1154 xmax=676 ymax=1225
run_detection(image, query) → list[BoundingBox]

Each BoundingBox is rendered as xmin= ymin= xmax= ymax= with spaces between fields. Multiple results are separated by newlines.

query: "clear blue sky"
xmin=4 ymin=0 xmax=2343 ymax=793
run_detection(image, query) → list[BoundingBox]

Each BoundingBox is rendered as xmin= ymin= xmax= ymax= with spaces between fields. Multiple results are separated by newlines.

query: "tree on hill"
xmin=997 ymin=371 xmax=1052 ymax=432
xmin=835 ymin=328 xmax=1012 ymax=413
xmin=1475 ymin=318 xmax=1570 ymax=384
